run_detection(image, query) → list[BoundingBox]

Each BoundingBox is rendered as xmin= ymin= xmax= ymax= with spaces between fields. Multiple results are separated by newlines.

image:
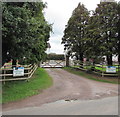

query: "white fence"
xmin=71 ymin=60 xmax=119 ymax=77
xmin=0 ymin=64 xmax=38 ymax=83
xmin=41 ymin=60 xmax=65 ymax=68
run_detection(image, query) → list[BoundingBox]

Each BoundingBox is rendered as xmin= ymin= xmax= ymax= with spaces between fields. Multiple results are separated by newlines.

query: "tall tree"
xmin=117 ymin=2 xmax=120 ymax=64
xmin=62 ymin=3 xmax=89 ymax=62
xmin=85 ymin=12 xmax=102 ymax=63
xmin=2 ymin=2 xmax=52 ymax=65
xmin=94 ymin=1 xmax=118 ymax=65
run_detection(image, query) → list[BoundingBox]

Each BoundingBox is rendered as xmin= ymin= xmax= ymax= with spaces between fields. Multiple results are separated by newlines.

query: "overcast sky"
xmin=42 ymin=0 xmax=116 ymax=54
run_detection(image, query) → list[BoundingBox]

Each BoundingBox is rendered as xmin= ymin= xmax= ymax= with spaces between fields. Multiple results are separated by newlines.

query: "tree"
xmin=94 ymin=1 xmax=118 ymax=65
xmin=117 ymin=2 xmax=120 ymax=64
xmin=62 ymin=3 xmax=89 ymax=62
xmin=47 ymin=54 xmax=65 ymax=60
xmin=2 ymin=2 xmax=52 ymax=66
xmin=84 ymin=12 xmax=102 ymax=64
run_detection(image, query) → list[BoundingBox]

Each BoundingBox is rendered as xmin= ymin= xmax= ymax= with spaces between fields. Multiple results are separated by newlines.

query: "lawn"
xmin=2 ymin=68 xmax=53 ymax=104
xmin=95 ymin=66 xmax=119 ymax=72
xmin=63 ymin=67 xmax=119 ymax=84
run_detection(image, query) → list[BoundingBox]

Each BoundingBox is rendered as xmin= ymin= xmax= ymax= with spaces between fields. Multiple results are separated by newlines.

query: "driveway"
xmin=3 ymin=68 xmax=118 ymax=113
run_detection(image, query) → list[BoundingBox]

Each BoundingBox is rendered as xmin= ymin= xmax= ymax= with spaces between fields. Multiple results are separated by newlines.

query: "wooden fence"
xmin=72 ymin=60 xmax=119 ymax=77
xmin=0 ymin=64 xmax=38 ymax=84
xmin=41 ymin=60 xmax=65 ymax=68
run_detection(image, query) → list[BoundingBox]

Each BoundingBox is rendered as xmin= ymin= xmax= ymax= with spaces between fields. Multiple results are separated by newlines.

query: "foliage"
xmin=2 ymin=2 xmax=52 ymax=65
xmin=62 ymin=3 xmax=89 ymax=61
xmin=117 ymin=2 xmax=120 ymax=64
xmin=62 ymin=1 xmax=120 ymax=65
xmin=47 ymin=54 xmax=65 ymax=60
xmin=93 ymin=1 xmax=119 ymax=65
xmin=85 ymin=12 xmax=102 ymax=61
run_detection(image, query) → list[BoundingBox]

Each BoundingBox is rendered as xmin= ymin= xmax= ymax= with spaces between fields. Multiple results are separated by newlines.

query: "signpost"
xmin=106 ymin=66 xmax=116 ymax=73
xmin=13 ymin=67 xmax=24 ymax=77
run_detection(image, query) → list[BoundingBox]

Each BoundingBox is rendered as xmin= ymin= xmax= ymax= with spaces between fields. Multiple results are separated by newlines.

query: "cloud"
xmin=47 ymin=35 xmax=64 ymax=54
xmin=43 ymin=0 xmax=80 ymax=54
xmin=43 ymin=0 xmax=119 ymax=54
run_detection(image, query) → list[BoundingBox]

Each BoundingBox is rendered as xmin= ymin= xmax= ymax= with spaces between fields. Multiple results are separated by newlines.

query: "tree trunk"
xmin=79 ymin=53 xmax=83 ymax=68
xmin=118 ymin=55 xmax=120 ymax=65
xmin=66 ymin=55 xmax=69 ymax=67
xmin=106 ymin=55 xmax=112 ymax=66
xmin=118 ymin=41 xmax=120 ymax=65
xmin=76 ymin=55 xmax=79 ymax=60
xmin=12 ymin=59 xmax=17 ymax=68
xmin=79 ymin=53 xmax=83 ymax=62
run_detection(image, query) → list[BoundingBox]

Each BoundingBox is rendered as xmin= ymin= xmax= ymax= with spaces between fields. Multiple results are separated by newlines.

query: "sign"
xmin=106 ymin=66 xmax=116 ymax=73
xmin=13 ymin=67 xmax=24 ymax=77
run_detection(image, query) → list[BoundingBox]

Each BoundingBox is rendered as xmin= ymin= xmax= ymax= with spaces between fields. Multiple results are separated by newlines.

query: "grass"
xmin=95 ymin=66 xmax=106 ymax=72
xmin=2 ymin=68 xmax=53 ymax=104
xmin=63 ymin=67 xmax=119 ymax=84
xmin=73 ymin=65 xmax=119 ymax=72
xmin=95 ymin=66 xmax=119 ymax=72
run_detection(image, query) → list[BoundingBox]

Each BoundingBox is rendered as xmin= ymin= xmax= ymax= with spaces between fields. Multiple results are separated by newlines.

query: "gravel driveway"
xmin=3 ymin=68 xmax=118 ymax=111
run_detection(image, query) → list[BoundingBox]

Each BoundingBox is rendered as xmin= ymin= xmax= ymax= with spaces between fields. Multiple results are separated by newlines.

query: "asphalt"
xmin=3 ymin=96 xmax=118 ymax=115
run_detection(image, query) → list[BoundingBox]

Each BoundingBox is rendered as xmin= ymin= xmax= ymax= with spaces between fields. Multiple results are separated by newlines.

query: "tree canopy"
xmin=47 ymin=54 xmax=65 ymax=60
xmin=62 ymin=3 xmax=89 ymax=61
xmin=2 ymin=2 xmax=52 ymax=65
xmin=94 ymin=1 xmax=119 ymax=65
xmin=62 ymin=1 xmax=120 ymax=65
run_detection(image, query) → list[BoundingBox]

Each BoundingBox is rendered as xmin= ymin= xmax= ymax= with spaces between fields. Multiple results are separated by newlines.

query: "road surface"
xmin=3 ymin=68 xmax=118 ymax=115
xmin=3 ymin=96 xmax=118 ymax=115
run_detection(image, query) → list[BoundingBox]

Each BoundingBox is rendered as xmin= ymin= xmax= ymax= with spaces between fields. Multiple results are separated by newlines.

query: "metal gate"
xmin=41 ymin=60 xmax=65 ymax=68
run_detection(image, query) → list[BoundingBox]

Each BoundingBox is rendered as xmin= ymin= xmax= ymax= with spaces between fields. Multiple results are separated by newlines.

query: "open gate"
xmin=41 ymin=60 xmax=65 ymax=68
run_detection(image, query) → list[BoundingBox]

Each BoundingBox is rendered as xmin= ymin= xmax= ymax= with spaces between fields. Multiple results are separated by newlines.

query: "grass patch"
xmin=95 ymin=66 xmax=119 ymax=72
xmin=2 ymin=68 xmax=53 ymax=104
xmin=73 ymin=64 xmax=119 ymax=72
xmin=63 ymin=67 xmax=119 ymax=84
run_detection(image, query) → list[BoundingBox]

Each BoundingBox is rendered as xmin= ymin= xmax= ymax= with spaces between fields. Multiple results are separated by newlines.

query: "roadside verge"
xmin=2 ymin=68 xmax=53 ymax=104
xmin=63 ymin=67 xmax=119 ymax=84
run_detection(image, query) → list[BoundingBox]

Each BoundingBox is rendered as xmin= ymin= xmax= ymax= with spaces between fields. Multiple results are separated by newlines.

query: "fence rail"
xmin=41 ymin=60 xmax=65 ymax=68
xmin=0 ymin=64 xmax=38 ymax=83
xmin=72 ymin=60 xmax=120 ymax=77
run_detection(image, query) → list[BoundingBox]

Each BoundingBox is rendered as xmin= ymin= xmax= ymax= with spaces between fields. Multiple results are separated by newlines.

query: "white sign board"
xmin=106 ymin=66 xmax=116 ymax=73
xmin=13 ymin=67 xmax=24 ymax=77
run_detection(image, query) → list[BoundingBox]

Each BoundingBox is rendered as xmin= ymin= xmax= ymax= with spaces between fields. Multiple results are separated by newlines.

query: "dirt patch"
xmin=3 ymin=68 xmax=118 ymax=111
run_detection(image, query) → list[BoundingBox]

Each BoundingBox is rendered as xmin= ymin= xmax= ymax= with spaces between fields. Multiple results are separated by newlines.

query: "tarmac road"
xmin=3 ymin=96 xmax=118 ymax=115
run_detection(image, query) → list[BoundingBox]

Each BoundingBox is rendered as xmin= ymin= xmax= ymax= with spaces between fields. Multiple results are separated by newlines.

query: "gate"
xmin=41 ymin=60 xmax=65 ymax=68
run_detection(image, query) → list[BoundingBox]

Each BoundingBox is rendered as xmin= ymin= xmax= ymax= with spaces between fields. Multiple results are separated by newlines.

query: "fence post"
xmin=27 ymin=66 xmax=30 ymax=82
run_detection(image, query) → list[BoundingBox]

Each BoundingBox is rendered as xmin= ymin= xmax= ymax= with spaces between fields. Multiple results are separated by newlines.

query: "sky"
xmin=42 ymin=0 xmax=116 ymax=54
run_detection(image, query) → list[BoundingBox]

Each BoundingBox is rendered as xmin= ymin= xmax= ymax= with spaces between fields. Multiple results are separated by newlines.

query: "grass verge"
xmin=74 ymin=65 xmax=119 ymax=72
xmin=2 ymin=68 xmax=53 ymax=104
xmin=63 ymin=67 xmax=119 ymax=84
